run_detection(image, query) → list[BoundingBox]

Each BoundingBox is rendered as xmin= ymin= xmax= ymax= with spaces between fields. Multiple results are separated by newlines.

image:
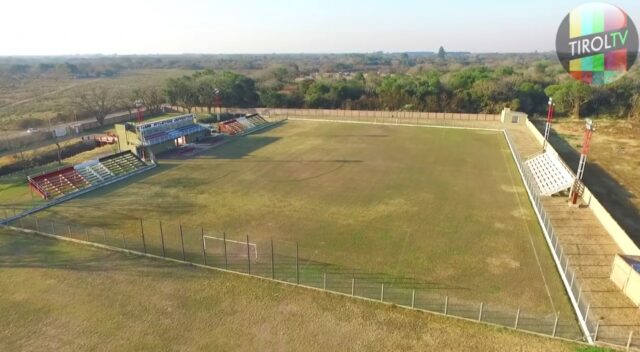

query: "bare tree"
xmin=138 ymin=86 xmax=165 ymax=114
xmin=116 ymin=88 xmax=139 ymax=119
xmin=75 ymin=86 xmax=117 ymax=126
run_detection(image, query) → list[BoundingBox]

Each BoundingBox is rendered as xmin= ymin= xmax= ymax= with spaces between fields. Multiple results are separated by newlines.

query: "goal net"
xmin=203 ymin=235 xmax=258 ymax=261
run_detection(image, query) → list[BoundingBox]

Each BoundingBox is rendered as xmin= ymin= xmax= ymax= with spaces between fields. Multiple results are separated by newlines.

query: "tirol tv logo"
xmin=556 ymin=2 xmax=639 ymax=85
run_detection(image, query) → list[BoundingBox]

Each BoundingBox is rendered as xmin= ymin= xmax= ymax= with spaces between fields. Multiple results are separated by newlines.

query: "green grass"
xmin=0 ymin=230 xmax=592 ymax=352
xmin=31 ymin=121 xmax=574 ymax=322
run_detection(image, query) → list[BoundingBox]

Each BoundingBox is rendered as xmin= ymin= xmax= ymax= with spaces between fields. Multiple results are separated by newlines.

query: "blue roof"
xmin=142 ymin=124 xmax=207 ymax=146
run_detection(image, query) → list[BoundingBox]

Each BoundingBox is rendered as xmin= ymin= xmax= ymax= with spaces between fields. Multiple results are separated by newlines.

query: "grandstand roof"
xmin=525 ymin=152 xmax=575 ymax=196
xmin=141 ymin=124 xmax=208 ymax=146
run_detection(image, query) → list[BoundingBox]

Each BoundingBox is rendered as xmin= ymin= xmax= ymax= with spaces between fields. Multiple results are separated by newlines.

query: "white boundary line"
xmin=203 ymin=235 xmax=258 ymax=260
xmin=497 ymin=133 xmax=557 ymax=313
xmin=0 ymin=225 xmax=594 ymax=349
xmin=287 ymin=117 xmax=503 ymax=132
xmin=502 ymin=129 xmax=594 ymax=344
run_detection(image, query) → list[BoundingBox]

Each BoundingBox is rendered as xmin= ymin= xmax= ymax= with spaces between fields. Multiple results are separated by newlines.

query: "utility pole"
xmin=569 ymin=119 xmax=596 ymax=205
xmin=542 ymin=98 xmax=555 ymax=153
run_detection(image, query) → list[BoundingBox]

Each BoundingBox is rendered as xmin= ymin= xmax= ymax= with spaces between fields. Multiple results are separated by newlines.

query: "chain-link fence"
xmin=7 ymin=213 xmax=584 ymax=342
xmin=505 ymin=130 xmax=640 ymax=350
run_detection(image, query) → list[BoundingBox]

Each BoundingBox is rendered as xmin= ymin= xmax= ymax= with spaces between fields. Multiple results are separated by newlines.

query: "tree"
xmin=75 ymin=87 xmax=117 ymax=125
xmin=139 ymin=86 xmax=165 ymax=114
xmin=437 ymin=46 xmax=446 ymax=61
xmin=545 ymin=81 xmax=592 ymax=119
xmin=116 ymin=88 xmax=139 ymax=119
xmin=165 ymin=76 xmax=199 ymax=113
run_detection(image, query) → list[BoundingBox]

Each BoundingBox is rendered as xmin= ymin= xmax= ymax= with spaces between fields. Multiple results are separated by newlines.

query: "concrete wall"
xmin=524 ymin=119 xmax=640 ymax=256
xmin=610 ymin=255 xmax=640 ymax=306
xmin=168 ymin=106 xmax=501 ymax=122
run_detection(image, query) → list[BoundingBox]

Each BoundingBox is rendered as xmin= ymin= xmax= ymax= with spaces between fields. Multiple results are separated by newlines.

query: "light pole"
xmin=214 ymin=89 xmax=221 ymax=122
xmin=542 ymin=98 xmax=555 ymax=153
xmin=213 ymin=89 xmax=222 ymax=133
xmin=135 ymin=99 xmax=144 ymax=123
xmin=569 ymin=119 xmax=596 ymax=205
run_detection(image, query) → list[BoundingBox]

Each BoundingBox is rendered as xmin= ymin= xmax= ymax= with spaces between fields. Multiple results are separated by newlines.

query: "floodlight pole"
xmin=569 ymin=119 xmax=595 ymax=205
xmin=542 ymin=98 xmax=555 ymax=153
xmin=214 ymin=89 xmax=222 ymax=130
xmin=135 ymin=100 xmax=144 ymax=123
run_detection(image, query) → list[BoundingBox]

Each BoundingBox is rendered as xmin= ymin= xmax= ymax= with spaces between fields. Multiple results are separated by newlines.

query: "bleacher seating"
xmin=28 ymin=167 xmax=91 ymax=199
xmin=246 ymin=114 xmax=268 ymax=126
xmin=28 ymin=151 xmax=148 ymax=200
xmin=220 ymin=114 xmax=270 ymax=136
xmin=99 ymin=151 xmax=146 ymax=176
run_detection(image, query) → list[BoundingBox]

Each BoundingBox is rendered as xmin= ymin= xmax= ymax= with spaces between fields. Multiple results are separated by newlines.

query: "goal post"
xmin=203 ymin=235 xmax=258 ymax=261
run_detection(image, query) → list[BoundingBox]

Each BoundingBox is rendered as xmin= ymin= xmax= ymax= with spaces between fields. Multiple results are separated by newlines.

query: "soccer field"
xmin=34 ymin=120 xmax=573 ymax=318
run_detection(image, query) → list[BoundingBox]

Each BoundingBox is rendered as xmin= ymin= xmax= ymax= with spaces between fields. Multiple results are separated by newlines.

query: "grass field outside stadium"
xmin=25 ymin=120 xmax=577 ymax=327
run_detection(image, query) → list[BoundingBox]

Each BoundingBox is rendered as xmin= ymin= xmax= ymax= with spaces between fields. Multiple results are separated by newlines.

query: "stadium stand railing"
xmin=219 ymin=114 xmax=272 ymax=136
xmin=28 ymin=151 xmax=149 ymax=200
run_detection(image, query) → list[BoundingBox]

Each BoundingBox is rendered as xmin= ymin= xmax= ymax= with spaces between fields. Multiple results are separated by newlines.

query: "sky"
xmin=1 ymin=0 xmax=639 ymax=55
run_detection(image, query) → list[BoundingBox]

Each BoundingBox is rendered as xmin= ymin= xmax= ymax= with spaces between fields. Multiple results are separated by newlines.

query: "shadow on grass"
xmin=0 ymin=233 xmax=205 ymax=278
xmin=197 ymin=136 xmax=282 ymax=160
xmin=540 ymin=122 xmax=640 ymax=246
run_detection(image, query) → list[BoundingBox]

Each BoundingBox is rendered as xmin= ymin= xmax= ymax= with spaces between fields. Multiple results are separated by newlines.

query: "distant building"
xmin=114 ymin=114 xmax=208 ymax=160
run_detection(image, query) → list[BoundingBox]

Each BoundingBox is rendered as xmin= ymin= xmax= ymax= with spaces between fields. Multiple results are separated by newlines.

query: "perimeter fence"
xmin=5 ymin=213 xmax=584 ymax=342
xmin=505 ymin=130 xmax=640 ymax=350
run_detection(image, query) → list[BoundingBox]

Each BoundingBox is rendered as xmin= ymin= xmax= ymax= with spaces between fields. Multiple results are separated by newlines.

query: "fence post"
xmin=159 ymin=221 xmax=166 ymax=257
xmin=577 ymin=286 xmax=582 ymax=304
xmin=35 ymin=216 xmax=39 ymax=232
xmin=140 ymin=219 xmax=147 ymax=254
xmin=626 ymin=330 xmax=633 ymax=351
xmin=201 ymin=227 xmax=207 ymax=265
xmin=51 ymin=222 xmax=55 ymax=234
xmin=411 ymin=289 xmax=415 ymax=309
xmin=295 ymin=242 xmax=300 ymax=285
xmin=351 ymin=277 xmax=355 ymax=296
xmin=570 ymin=271 xmax=575 ymax=288
xmin=585 ymin=303 xmax=591 ymax=320
xmin=246 ymin=235 xmax=251 ymax=275
xmin=122 ymin=233 xmax=127 ymax=249
xmin=323 ymin=271 xmax=327 ymax=290
xmin=594 ymin=320 xmax=601 ymax=341
xmin=552 ymin=312 xmax=559 ymax=337
xmin=444 ymin=296 xmax=449 ymax=315
xmin=380 ymin=283 xmax=384 ymax=302
xmin=67 ymin=224 xmax=72 ymax=237
xmin=223 ymin=232 xmax=228 ymax=269
xmin=270 ymin=239 xmax=275 ymax=279
xmin=85 ymin=228 xmax=89 ymax=241
xmin=478 ymin=303 xmax=484 ymax=321
xmin=179 ymin=223 xmax=186 ymax=261
xmin=514 ymin=308 xmax=520 ymax=329
xmin=103 ymin=228 xmax=107 ymax=243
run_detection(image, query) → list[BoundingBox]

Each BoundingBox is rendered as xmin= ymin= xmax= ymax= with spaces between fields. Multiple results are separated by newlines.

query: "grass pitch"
xmin=0 ymin=231 xmax=599 ymax=352
xmin=36 ymin=120 xmax=573 ymax=318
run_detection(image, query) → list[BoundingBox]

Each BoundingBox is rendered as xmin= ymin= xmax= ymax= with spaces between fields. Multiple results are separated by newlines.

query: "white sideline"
xmin=287 ymin=117 xmax=503 ymax=132
xmin=502 ymin=129 xmax=594 ymax=344
xmin=0 ymin=224 xmax=593 ymax=349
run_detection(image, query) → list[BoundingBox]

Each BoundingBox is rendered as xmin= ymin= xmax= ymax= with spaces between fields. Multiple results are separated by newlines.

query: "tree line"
xmin=65 ymin=56 xmax=640 ymax=126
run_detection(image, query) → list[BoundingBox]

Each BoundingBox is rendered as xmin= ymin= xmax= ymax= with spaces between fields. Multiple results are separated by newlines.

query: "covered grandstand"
xmin=115 ymin=114 xmax=209 ymax=160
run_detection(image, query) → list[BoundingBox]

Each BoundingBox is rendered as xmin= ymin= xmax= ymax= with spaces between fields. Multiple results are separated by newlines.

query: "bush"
xmin=14 ymin=117 xmax=46 ymax=130
xmin=0 ymin=141 xmax=97 ymax=177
